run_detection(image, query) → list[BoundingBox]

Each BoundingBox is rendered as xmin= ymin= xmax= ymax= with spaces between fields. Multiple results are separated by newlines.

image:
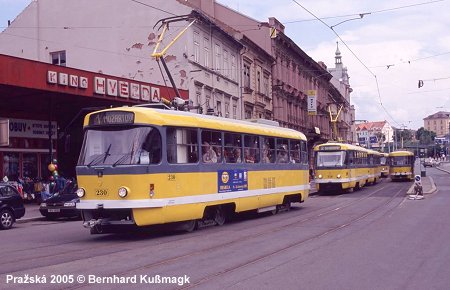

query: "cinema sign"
xmin=47 ymin=70 xmax=161 ymax=102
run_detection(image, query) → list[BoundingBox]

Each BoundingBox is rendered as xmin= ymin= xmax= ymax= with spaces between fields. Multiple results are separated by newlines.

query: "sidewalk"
xmin=17 ymin=202 xmax=45 ymax=223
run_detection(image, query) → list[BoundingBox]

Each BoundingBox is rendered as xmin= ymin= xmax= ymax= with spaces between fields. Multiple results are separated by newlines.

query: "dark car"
xmin=39 ymin=182 xmax=80 ymax=220
xmin=0 ymin=183 xmax=26 ymax=230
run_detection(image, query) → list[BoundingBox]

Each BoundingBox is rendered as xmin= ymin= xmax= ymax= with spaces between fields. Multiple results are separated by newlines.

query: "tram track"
xmin=2 ymin=181 xmax=390 ymax=269
xmin=182 ymin=182 xmax=408 ymax=289
xmin=60 ymin=181 xmax=410 ymax=289
xmin=3 ymin=180 xmax=409 ymax=288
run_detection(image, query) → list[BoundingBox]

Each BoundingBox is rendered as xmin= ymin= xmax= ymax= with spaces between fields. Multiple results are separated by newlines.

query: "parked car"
xmin=39 ymin=182 xmax=80 ymax=220
xmin=423 ymin=158 xmax=439 ymax=167
xmin=423 ymin=159 xmax=434 ymax=167
xmin=0 ymin=183 xmax=26 ymax=230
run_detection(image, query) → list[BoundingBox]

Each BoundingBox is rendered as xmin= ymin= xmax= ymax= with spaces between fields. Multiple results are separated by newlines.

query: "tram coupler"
xmin=83 ymin=219 xmax=104 ymax=229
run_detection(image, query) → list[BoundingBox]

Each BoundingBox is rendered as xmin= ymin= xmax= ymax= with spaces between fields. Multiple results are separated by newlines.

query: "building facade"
xmin=188 ymin=0 xmax=353 ymax=145
xmin=328 ymin=43 xmax=355 ymax=143
xmin=356 ymin=121 xmax=394 ymax=151
xmin=0 ymin=54 xmax=186 ymax=179
xmin=423 ymin=111 xmax=450 ymax=137
xmin=0 ymin=0 xmax=243 ymax=119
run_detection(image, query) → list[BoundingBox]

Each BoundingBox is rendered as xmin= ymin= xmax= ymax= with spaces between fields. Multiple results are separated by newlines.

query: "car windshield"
xmin=78 ymin=126 xmax=161 ymax=166
xmin=316 ymin=151 xmax=346 ymax=168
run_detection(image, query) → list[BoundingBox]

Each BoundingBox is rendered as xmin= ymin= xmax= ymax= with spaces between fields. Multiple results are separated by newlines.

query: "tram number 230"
xmin=95 ymin=189 xmax=108 ymax=196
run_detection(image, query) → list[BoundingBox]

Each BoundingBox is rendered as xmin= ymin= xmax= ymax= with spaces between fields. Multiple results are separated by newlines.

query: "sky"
xmin=1 ymin=0 xmax=450 ymax=130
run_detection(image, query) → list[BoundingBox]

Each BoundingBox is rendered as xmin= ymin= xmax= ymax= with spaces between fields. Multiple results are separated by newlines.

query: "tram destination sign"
xmin=319 ymin=145 xmax=341 ymax=151
xmin=89 ymin=111 xmax=134 ymax=126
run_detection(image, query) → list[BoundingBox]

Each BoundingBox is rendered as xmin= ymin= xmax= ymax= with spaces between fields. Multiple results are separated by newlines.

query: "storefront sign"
xmin=307 ymin=90 xmax=317 ymax=115
xmin=47 ymin=71 xmax=88 ymax=89
xmin=47 ymin=70 xmax=161 ymax=102
xmin=8 ymin=118 xmax=57 ymax=139
xmin=93 ymin=77 xmax=160 ymax=102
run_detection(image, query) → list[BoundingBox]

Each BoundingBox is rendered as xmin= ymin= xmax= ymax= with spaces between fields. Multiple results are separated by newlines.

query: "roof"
xmin=356 ymin=121 xmax=387 ymax=131
xmin=388 ymin=150 xmax=414 ymax=157
xmin=423 ymin=111 xmax=450 ymax=120
xmin=313 ymin=142 xmax=368 ymax=152
xmin=84 ymin=107 xmax=307 ymax=140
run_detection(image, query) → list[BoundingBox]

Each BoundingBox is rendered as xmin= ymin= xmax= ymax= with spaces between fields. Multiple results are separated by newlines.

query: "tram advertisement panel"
xmin=218 ymin=169 xmax=248 ymax=193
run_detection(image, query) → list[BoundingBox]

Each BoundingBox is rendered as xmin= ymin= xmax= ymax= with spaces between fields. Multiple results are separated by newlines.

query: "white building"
xmin=0 ymin=0 xmax=243 ymax=118
xmin=356 ymin=121 xmax=394 ymax=151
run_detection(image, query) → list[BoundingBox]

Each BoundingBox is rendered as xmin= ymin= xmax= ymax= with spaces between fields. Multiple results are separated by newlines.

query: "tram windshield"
xmin=316 ymin=151 xmax=346 ymax=168
xmin=380 ymin=156 xmax=387 ymax=165
xmin=78 ymin=126 xmax=161 ymax=166
xmin=390 ymin=156 xmax=412 ymax=166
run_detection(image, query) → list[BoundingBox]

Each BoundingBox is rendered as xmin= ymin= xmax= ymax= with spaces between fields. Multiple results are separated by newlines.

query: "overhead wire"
xmin=285 ymin=0 xmax=446 ymax=24
xmin=292 ymin=0 xmax=402 ymax=127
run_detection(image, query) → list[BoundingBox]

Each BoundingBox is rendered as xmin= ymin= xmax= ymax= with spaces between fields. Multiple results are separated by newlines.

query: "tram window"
xmin=243 ymin=135 xmax=259 ymax=163
xmin=301 ymin=140 xmax=308 ymax=165
xmin=224 ymin=133 xmax=242 ymax=163
xmin=316 ymin=151 xmax=345 ymax=167
xmin=346 ymin=151 xmax=355 ymax=165
xmin=167 ymin=128 xmax=198 ymax=164
xmin=276 ymin=139 xmax=289 ymax=163
xmin=289 ymin=140 xmax=301 ymax=164
xmin=140 ymin=128 xmax=161 ymax=164
xmin=201 ymin=130 xmax=222 ymax=163
xmin=261 ymin=137 xmax=275 ymax=163
xmin=78 ymin=126 xmax=160 ymax=166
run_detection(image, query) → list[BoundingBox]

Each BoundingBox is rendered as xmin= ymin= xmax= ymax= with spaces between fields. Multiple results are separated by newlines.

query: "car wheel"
xmin=0 ymin=209 xmax=15 ymax=230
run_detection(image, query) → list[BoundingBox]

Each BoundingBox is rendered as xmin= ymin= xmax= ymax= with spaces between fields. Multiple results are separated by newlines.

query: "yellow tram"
xmin=380 ymin=153 xmax=389 ymax=178
xmin=388 ymin=150 xmax=415 ymax=181
xmin=367 ymin=149 xmax=382 ymax=185
xmin=314 ymin=143 xmax=374 ymax=193
xmin=76 ymin=107 xmax=309 ymax=233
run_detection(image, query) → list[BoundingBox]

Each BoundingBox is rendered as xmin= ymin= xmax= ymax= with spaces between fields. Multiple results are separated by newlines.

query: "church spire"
xmin=335 ymin=41 xmax=342 ymax=66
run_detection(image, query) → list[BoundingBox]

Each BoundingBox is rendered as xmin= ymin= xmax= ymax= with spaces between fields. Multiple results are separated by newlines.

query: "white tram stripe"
xmin=77 ymin=184 xmax=310 ymax=209
xmin=315 ymin=174 xmax=377 ymax=184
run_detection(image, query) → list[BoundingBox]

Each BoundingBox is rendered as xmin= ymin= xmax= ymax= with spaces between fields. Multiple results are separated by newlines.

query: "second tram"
xmin=314 ymin=143 xmax=376 ymax=193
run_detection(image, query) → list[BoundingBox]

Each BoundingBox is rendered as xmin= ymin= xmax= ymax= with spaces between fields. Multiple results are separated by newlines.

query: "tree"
xmin=416 ymin=127 xmax=436 ymax=145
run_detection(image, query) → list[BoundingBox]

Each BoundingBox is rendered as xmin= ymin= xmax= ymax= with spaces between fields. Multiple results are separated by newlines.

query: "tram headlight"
xmin=118 ymin=186 xmax=129 ymax=198
xmin=318 ymin=174 xmax=323 ymax=179
xmin=337 ymin=174 xmax=341 ymax=179
xmin=76 ymin=188 xmax=86 ymax=198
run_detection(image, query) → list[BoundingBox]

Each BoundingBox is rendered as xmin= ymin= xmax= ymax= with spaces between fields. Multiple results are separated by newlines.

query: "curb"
xmin=406 ymin=176 xmax=436 ymax=195
xmin=17 ymin=216 xmax=46 ymax=224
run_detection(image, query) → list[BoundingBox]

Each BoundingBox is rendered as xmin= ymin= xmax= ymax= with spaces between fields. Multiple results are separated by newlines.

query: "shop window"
xmin=22 ymin=153 xmax=38 ymax=178
xmin=40 ymin=154 xmax=51 ymax=179
xmin=2 ymin=153 xmax=19 ymax=180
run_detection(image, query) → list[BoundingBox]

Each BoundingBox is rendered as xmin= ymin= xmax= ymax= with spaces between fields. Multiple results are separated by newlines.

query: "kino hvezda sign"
xmin=47 ymin=70 xmax=161 ymax=102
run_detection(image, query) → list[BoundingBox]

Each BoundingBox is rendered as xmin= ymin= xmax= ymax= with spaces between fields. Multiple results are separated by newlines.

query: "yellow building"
xmin=423 ymin=111 xmax=450 ymax=137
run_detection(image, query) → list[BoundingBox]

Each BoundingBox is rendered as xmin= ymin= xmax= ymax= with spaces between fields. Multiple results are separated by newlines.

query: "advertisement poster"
xmin=218 ymin=169 xmax=248 ymax=193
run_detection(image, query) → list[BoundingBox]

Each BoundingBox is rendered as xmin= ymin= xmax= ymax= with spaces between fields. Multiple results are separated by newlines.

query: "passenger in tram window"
xmin=262 ymin=144 xmax=271 ymax=163
xmin=202 ymin=142 xmax=217 ymax=163
xmin=244 ymin=148 xmax=255 ymax=163
xmin=234 ymin=148 xmax=242 ymax=163
xmin=213 ymin=146 xmax=222 ymax=163
xmin=277 ymin=145 xmax=289 ymax=163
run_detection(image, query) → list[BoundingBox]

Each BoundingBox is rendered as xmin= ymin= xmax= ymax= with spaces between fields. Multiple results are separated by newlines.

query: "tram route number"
xmin=95 ymin=189 xmax=108 ymax=196
xmin=168 ymin=174 xmax=176 ymax=181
